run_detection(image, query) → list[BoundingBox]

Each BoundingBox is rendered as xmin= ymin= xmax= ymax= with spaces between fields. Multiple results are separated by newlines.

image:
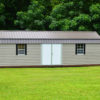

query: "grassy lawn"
xmin=0 ymin=67 xmax=100 ymax=100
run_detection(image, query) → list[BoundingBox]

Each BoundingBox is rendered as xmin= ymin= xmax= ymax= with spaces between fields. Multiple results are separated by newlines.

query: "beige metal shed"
xmin=0 ymin=31 xmax=100 ymax=67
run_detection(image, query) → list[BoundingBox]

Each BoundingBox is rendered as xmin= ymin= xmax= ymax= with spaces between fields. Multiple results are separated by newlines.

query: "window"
xmin=16 ymin=44 xmax=27 ymax=55
xmin=76 ymin=44 xmax=85 ymax=55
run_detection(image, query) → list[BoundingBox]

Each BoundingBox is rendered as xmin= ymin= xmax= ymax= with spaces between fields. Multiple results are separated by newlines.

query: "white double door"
xmin=42 ymin=44 xmax=62 ymax=65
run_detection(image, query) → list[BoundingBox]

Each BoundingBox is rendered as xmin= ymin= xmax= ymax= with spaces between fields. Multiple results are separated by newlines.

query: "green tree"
xmin=15 ymin=1 xmax=45 ymax=30
xmin=0 ymin=3 xmax=6 ymax=29
xmin=0 ymin=0 xmax=100 ymax=31
xmin=0 ymin=0 xmax=30 ymax=29
xmin=49 ymin=2 xmax=79 ymax=30
xmin=49 ymin=0 xmax=100 ymax=32
xmin=90 ymin=3 xmax=100 ymax=34
xmin=62 ymin=14 xmax=92 ymax=31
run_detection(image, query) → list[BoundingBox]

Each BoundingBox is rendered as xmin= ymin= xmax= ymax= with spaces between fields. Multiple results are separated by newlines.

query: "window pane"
xmin=18 ymin=44 xmax=25 ymax=49
xmin=76 ymin=44 xmax=85 ymax=55
xmin=77 ymin=50 xmax=84 ymax=53
xmin=18 ymin=49 xmax=25 ymax=54
xmin=16 ymin=44 xmax=26 ymax=55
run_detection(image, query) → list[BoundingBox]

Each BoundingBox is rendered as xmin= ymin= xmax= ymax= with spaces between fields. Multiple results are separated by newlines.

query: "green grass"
xmin=0 ymin=67 xmax=100 ymax=100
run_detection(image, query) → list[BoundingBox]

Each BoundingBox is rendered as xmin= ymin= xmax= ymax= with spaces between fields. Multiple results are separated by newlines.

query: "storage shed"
xmin=0 ymin=31 xmax=100 ymax=67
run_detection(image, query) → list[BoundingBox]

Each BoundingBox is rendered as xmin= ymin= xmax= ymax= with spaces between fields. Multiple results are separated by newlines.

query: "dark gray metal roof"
xmin=1 ymin=39 xmax=100 ymax=44
xmin=0 ymin=31 xmax=100 ymax=44
xmin=0 ymin=31 xmax=99 ymax=39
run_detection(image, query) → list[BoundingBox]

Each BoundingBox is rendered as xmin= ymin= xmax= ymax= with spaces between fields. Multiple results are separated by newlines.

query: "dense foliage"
xmin=0 ymin=0 xmax=100 ymax=33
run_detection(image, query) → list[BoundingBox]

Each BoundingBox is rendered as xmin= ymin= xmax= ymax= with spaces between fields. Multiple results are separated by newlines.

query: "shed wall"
xmin=0 ymin=44 xmax=41 ymax=66
xmin=62 ymin=44 xmax=100 ymax=65
xmin=0 ymin=44 xmax=100 ymax=66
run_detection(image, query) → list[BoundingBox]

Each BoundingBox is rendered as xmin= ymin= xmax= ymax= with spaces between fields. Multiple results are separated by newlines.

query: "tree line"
xmin=0 ymin=0 xmax=100 ymax=34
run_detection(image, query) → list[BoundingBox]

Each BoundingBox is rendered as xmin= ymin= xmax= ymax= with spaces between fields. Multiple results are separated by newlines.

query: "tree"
xmin=0 ymin=3 xmax=6 ymax=29
xmin=49 ymin=0 xmax=100 ymax=32
xmin=0 ymin=0 xmax=100 ymax=32
xmin=90 ymin=3 xmax=100 ymax=34
xmin=0 ymin=0 xmax=30 ymax=29
xmin=49 ymin=2 xmax=80 ymax=30
xmin=62 ymin=14 xmax=92 ymax=31
xmin=15 ymin=1 xmax=45 ymax=30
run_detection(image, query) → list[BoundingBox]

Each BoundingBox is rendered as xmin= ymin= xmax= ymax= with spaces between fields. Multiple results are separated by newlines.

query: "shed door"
xmin=52 ymin=44 xmax=62 ymax=65
xmin=42 ymin=44 xmax=62 ymax=65
xmin=42 ymin=44 xmax=51 ymax=65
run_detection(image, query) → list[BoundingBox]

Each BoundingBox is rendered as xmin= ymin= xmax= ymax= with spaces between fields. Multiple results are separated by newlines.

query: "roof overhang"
xmin=0 ymin=39 xmax=100 ymax=44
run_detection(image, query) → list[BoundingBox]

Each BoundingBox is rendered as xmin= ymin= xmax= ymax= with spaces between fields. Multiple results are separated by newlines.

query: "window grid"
xmin=76 ymin=44 xmax=85 ymax=55
xmin=16 ymin=44 xmax=27 ymax=55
